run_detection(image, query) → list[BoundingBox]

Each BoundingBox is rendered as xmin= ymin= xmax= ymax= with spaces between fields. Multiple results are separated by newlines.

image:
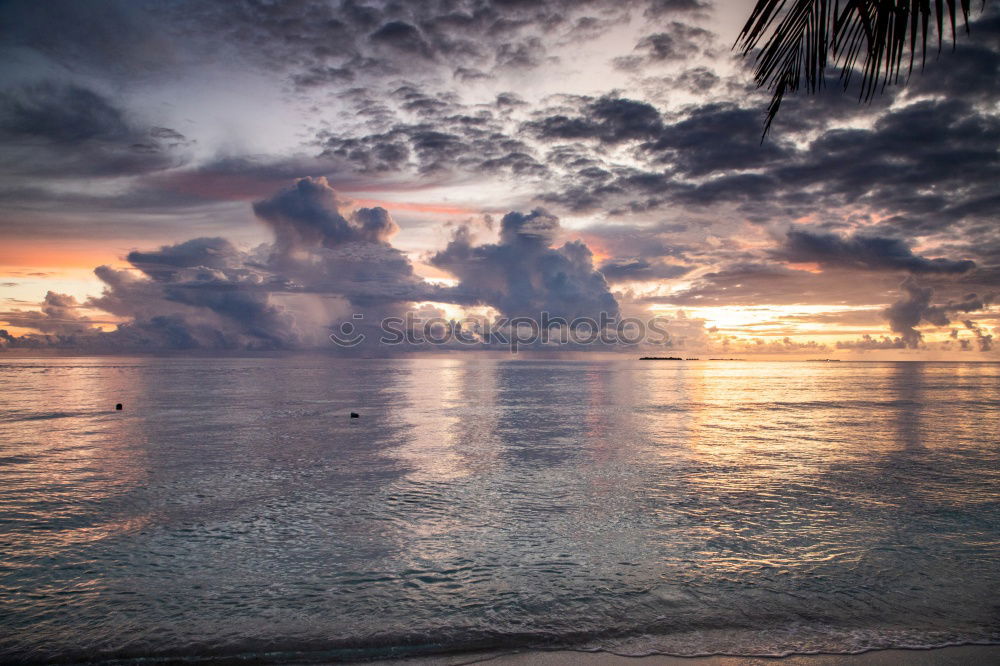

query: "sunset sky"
xmin=1 ymin=0 xmax=997 ymax=357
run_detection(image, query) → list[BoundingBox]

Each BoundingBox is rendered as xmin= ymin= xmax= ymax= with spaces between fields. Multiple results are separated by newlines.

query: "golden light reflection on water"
xmin=0 ymin=361 xmax=151 ymax=549
xmin=390 ymin=357 xmax=480 ymax=483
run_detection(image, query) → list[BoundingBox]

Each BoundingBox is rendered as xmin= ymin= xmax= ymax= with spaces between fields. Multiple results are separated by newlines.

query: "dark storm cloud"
xmin=774 ymin=229 xmax=977 ymax=274
xmin=525 ymin=96 xmax=663 ymax=144
xmin=431 ymin=209 xmax=620 ymax=319
xmin=0 ymin=82 xmax=189 ymax=177
xmin=658 ymin=67 xmax=720 ymax=93
xmin=0 ymin=82 xmax=129 ymax=143
xmin=0 ymin=0 xmax=182 ymax=79
xmin=904 ymin=13 xmax=1000 ymax=102
xmin=778 ymin=99 xmax=1000 ymax=228
xmin=162 ymin=0 xmax=639 ymax=90
xmin=369 ymin=21 xmax=433 ymax=59
xmin=635 ymin=26 xmax=714 ymax=60
xmin=641 ymin=103 xmax=791 ymax=177
xmin=515 ymin=47 xmax=998 ymax=230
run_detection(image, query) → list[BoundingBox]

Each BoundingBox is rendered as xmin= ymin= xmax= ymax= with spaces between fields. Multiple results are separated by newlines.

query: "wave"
xmin=3 ymin=624 xmax=998 ymax=665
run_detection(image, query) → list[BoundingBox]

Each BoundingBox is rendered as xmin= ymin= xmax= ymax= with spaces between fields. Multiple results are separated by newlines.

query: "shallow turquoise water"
xmin=0 ymin=357 xmax=998 ymax=662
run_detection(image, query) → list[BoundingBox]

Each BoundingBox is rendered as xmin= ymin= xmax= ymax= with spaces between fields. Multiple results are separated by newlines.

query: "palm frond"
xmin=735 ymin=0 xmax=986 ymax=138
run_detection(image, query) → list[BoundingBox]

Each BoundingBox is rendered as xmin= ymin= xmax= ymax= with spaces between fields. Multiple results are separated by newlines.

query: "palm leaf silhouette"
xmin=736 ymin=0 xmax=986 ymax=137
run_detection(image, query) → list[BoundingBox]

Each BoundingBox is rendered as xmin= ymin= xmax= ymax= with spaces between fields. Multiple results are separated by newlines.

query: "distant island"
xmin=806 ymin=359 xmax=842 ymax=362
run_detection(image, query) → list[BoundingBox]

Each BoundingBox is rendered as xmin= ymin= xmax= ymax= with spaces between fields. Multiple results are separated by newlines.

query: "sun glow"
xmin=651 ymin=304 xmax=877 ymax=339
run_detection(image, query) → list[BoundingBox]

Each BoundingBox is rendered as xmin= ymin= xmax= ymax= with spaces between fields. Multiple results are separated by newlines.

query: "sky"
xmin=0 ymin=0 xmax=997 ymax=357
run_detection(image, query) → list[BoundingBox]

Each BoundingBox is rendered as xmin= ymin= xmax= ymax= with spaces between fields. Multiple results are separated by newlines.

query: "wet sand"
xmin=370 ymin=645 xmax=1000 ymax=665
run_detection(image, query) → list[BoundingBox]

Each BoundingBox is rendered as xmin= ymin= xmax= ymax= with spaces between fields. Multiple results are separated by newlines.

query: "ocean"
xmin=1 ymin=357 xmax=998 ymax=662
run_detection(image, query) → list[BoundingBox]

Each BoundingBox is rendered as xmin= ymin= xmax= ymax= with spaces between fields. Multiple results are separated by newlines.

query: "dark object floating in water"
xmin=807 ymin=358 xmax=842 ymax=362
xmin=709 ymin=358 xmax=745 ymax=361
xmin=639 ymin=356 xmax=684 ymax=361
xmin=115 ymin=403 xmax=123 ymax=411
xmin=350 ymin=412 xmax=359 ymax=418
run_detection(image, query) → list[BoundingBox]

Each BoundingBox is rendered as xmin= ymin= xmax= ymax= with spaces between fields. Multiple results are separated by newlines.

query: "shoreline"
xmin=369 ymin=645 xmax=1000 ymax=665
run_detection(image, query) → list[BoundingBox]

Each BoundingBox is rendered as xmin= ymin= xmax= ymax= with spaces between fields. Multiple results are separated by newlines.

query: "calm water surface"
xmin=0 ymin=357 xmax=998 ymax=662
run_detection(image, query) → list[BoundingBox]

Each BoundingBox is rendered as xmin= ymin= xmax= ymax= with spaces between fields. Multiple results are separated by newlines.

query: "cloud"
xmin=126 ymin=237 xmax=245 ymax=280
xmin=835 ymin=334 xmax=906 ymax=350
xmin=0 ymin=82 xmax=129 ymax=143
xmin=598 ymin=258 xmax=691 ymax=283
xmin=526 ymin=96 xmax=663 ymax=144
xmin=252 ymin=177 xmax=399 ymax=257
xmin=370 ymin=21 xmax=433 ymax=59
xmin=317 ymin=91 xmax=545 ymax=177
xmin=884 ymin=276 xmax=991 ymax=348
xmin=431 ymin=209 xmax=619 ymax=320
xmin=775 ymin=229 xmax=976 ymax=274
xmin=0 ymin=291 xmax=97 ymax=336
xmin=165 ymin=0 xmax=636 ymax=91
xmin=1 ymin=0 xmax=998 ymax=356
xmin=963 ymin=318 xmax=994 ymax=351
xmin=2 ymin=178 xmax=437 ymax=350
xmin=613 ymin=23 xmax=715 ymax=69
xmin=644 ymin=0 xmax=711 ymax=16
xmin=87 ymin=245 xmax=298 ymax=350
xmin=0 ymin=82 xmax=189 ymax=177
xmin=3 ymin=180 xmax=628 ymax=350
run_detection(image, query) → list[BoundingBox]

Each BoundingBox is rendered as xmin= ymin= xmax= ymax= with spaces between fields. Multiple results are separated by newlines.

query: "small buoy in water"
xmin=115 ymin=403 xmax=123 ymax=411
xmin=350 ymin=412 xmax=359 ymax=418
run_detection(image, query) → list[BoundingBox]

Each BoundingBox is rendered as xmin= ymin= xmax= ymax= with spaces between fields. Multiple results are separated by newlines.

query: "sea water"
xmin=1 ymin=357 xmax=998 ymax=662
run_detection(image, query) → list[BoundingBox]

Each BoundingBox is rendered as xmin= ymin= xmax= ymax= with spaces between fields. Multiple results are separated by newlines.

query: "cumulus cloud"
xmin=2 ymin=179 xmax=626 ymax=351
xmin=431 ymin=209 xmax=619 ymax=320
xmin=0 ymin=291 xmax=98 ymax=337
xmin=2 ymin=178 xmax=425 ymax=350
xmin=88 ymin=243 xmax=298 ymax=350
xmin=253 ymin=177 xmax=399 ymax=256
